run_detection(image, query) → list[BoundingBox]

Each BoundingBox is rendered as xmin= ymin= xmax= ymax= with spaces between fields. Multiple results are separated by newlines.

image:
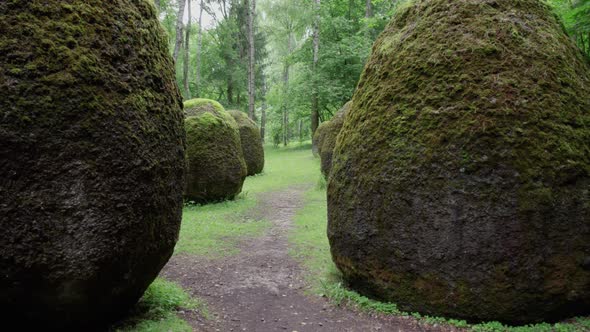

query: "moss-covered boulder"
xmin=328 ymin=0 xmax=590 ymax=324
xmin=312 ymin=123 xmax=328 ymax=157
xmin=184 ymin=98 xmax=225 ymax=117
xmin=229 ymin=110 xmax=265 ymax=176
xmin=0 ymin=1 xmax=185 ymax=329
xmin=318 ymin=102 xmax=351 ymax=177
xmin=184 ymin=99 xmax=247 ymax=203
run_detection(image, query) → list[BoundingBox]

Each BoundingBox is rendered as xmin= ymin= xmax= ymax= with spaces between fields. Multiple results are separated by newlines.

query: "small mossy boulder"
xmin=318 ymin=102 xmax=351 ymax=177
xmin=328 ymin=0 xmax=590 ymax=324
xmin=184 ymin=99 xmax=247 ymax=203
xmin=0 ymin=1 xmax=185 ymax=329
xmin=228 ymin=110 xmax=265 ymax=176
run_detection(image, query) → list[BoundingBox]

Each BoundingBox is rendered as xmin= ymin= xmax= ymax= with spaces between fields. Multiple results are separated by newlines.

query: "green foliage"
xmin=159 ymin=0 xmax=268 ymax=108
xmin=111 ymin=278 xmax=207 ymax=332
xmin=548 ymin=0 xmax=590 ymax=58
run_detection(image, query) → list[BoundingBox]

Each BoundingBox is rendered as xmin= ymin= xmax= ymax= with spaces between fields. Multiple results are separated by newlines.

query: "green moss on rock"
xmin=184 ymin=98 xmax=225 ymax=117
xmin=328 ymin=0 xmax=590 ymax=324
xmin=184 ymin=99 xmax=247 ymax=203
xmin=318 ymin=102 xmax=351 ymax=178
xmin=228 ymin=110 xmax=265 ymax=176
xmin=312 ymin=122 xmax=329 ymax=157
xmin=0 ymin=1 xmax=185 ymax=329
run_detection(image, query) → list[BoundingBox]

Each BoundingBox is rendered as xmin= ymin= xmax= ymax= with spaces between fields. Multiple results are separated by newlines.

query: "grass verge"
xmin=177 ymin=197 xmax=270 ymax=258
xmin=176 ymin=142 xmax=319 ymax=259
xmin=290 ymin=182 xmax=590 ymax=332
xmin=110 ymin=278 xmax=208 ymax=332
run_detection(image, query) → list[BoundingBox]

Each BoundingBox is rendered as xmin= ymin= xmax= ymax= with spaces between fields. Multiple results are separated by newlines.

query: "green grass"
xmin=175 ymin=142 xmax=318 ymax=259
xmin=289 ymin=183 xmax=590 ymax=332
xmin=241 ymin=141 xmax=319 ymax=193
xmin=177 ymin=197 xmax=270 ymax=258
xmin=110 ymin=278 xmax=208 ymax=332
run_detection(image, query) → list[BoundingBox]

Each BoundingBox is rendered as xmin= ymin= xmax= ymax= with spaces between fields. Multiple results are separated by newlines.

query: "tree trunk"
xmin=183 ymin=0 xmax=192 ymax=99
xmin=311 ymin=0 xmax=320 ymax=138
xmin=173 ymin=0 xmax=187 ymax=62
xmin=260 ymin=79 xmax=267 ymax=143
xmin=365 ymin=0 xmax=373 ymax=18
xmin=282 ymin=33 xmax=293 ymax=147
xmin=246 ymin=0 xmax=257 ymax=120
xmin=227 ymin=81 xmax=234 ymax=105
xmin=195 ymin=0 xmax=204 ymax=97
xmin=154 ymin=0 xmax=160 ymax=13
xmin=261 ymin=101 xmax=266 ymax=143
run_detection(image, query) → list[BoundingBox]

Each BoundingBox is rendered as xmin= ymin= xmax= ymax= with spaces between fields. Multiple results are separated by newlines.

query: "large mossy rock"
xmin=229 ymin=110 xmax=265 ymax=176
xmin=184 ymin=99 xmax=247 ymax=203
xmin=0 ymin=1 xmax=185 ymax=329
xmin=318 ymin=102 xmax=351 ymax=177
xmin=328 ymin=0 xmax=590 ymax=324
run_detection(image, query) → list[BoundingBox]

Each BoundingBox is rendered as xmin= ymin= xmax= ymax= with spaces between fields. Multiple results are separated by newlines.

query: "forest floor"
xmin=152 ymin=143 xmax=463 ymax=332
xmin=162 ymin=185 xmax=445 ymax=332
xmin=111 ymin=143 xmax=590 ymax=332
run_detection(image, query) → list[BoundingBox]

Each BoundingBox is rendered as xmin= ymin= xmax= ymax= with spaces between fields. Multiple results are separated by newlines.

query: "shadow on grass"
xmin=108 ymin=278 xmax=207 ymax=332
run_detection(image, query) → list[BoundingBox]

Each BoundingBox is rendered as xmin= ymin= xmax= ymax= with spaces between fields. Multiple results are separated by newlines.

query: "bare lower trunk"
xmin=260 ymin=79 xmax=267 ymax=143
xmin=247 ymin=0 xmax=257 ymax=120
xmin=282 ymin=33 xmax=292 ymax=147
xmin=365 ymin=0 xmax=373 ymax=18
xmin=195 ymin=0 xmax=204 ymax=97
xmin=261 ymin=101 xmax=266 ymax=143
xmin=173 ymin=0 xmax=187 ymax=62
xmin=311 ymin=0 xmax=320 ymax=137
xmin=183 ymin=0 xmax=192 ymax=98
xmin=227 ymin=81 xmax=234 ymax=106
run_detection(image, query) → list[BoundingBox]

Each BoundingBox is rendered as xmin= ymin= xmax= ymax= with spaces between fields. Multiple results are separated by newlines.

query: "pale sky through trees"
xmin=182 ymin=1 xmax=221 ymax=29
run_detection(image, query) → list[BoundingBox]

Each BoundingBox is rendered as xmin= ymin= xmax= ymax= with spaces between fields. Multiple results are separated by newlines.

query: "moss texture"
xmin=312 ymin=122 xmax=329 ymax=157
xmin=184 ymin=99 xmax=247 ymax=203
xmin=0 ymin=0 xmax=185 ymax=329
xmin=228 ymin=110 xmax=265 ymax=176
xmin=328 ymin=0 xmax=590 ymax=324
xmin=317 ymin=102 xmax=351 ymax=178
xmin=184 ymin=98 xmax=225 ymax=117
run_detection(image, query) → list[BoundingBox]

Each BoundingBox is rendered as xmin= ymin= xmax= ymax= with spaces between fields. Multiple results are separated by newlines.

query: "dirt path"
xmin=162 ymin=186 xmax=459 ymax=332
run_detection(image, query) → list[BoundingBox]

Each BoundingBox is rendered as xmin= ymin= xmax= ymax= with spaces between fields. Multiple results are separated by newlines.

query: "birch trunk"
xmin=183 ymin=0 xmax=192 ymax=98
xmin=173 ymin=0 xmax=187 ymax=62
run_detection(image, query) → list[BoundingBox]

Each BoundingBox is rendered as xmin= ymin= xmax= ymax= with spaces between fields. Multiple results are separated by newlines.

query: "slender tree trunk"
xmin=227 ymin=81 xmax=234 ymax=105
xmin=260 ymin=79 xmax=267 ymax=143
xmin=195 ymin=0 xmax=204 ymax=97
xmin=298 ymin=119 xmax=303 ymax=142
xmin=173 ymin=0 xmax=187 ymax=62
xmin=282 ymin=33 xmax=293 ymax=147
xmin=311 ymin=0 xmax=320 ymax=138
xmin=246 ymin=0 xmax=257 ymax=120
xmin=365 ymin=0 xmax=373 ymax=18
xmin=154 ymin=0 xmax=160 ymax=12
xmin=261 ymin=102 xmax=267 ymax=143
xmin=183 ymin=0 xmax=192 ymax=98
xmin=282 ymin=66 xmax=288 ymax=147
